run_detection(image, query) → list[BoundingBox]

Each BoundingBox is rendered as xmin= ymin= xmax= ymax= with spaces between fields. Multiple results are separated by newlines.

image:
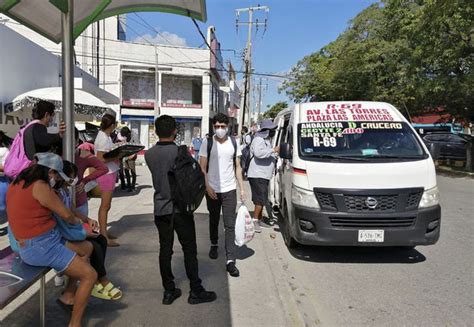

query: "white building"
xmin=0 ymin=21 xmax=117 ymax=137
xmin=2 ymin=16 xmax=238 ymax=148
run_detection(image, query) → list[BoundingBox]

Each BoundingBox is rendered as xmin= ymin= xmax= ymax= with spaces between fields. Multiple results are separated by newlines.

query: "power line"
xmin=47 ymin=48 xmax=294 ymax=80
xmin=119 ymin=18 xmax=190 ymax=65
xmin=190 ymin=17 xmax=229 ymax=74
xmin=129 ymin=13 xmax=198 ymax=65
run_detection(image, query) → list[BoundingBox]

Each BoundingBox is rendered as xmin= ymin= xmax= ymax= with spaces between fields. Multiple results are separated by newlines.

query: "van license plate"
xmin=358 ymin=230 xmax=384 ymax=242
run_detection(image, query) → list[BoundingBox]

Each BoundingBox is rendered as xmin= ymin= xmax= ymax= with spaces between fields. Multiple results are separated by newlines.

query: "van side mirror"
xmin=280 ymin=143 xmax=292 ymax=159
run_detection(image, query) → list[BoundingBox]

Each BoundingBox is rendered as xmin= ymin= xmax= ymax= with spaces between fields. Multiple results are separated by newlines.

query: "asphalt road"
xmin=268 ymin=174 xmax=474 ymax=326
xmin=1 ymin=169 xmax=472 ymax=327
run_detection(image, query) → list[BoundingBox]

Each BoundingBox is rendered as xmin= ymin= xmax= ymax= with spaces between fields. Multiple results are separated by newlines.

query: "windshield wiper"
xmin=306 ymin=154 xmax=368 ymax=161
xmin=362 ymin=155 xmax=424 ymax=159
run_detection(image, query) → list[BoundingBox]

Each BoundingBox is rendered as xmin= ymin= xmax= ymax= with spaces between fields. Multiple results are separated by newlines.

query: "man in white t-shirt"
xmin=199 ymin=113 xmax=246 ymax=278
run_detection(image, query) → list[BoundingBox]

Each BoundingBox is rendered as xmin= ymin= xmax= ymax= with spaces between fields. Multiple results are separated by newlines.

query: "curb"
xmin=436 ymin=166 xmax=474 ymax=178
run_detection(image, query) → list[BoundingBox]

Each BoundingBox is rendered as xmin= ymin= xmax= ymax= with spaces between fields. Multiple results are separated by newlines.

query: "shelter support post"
xmin=61 ymin=0 xmax=75 ymax=164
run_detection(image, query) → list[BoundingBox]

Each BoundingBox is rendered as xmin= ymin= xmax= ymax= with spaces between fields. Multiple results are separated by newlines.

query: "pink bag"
xmin=4 ymin=120 xmax=40 ymax=179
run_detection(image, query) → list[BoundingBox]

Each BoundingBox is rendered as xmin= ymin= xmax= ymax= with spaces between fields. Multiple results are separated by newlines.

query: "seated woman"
xmin=6 ymin=152 xmax=96 ymax=327
xmin=54 ymin=160 xmax=122 ymax=301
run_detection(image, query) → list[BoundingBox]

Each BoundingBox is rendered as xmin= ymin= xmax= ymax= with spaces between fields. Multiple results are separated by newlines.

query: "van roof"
xmin=298 ymin=101 xmax=407 ymax=123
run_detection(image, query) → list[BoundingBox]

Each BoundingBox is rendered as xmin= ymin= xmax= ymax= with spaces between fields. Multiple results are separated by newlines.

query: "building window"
xmin=161 ymin=75 xmax=202 ymax=108
xmin=121 ymin=71 xmax=155 ymax=108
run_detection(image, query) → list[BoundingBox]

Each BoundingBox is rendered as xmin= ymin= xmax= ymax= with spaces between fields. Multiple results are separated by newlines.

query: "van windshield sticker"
xmin=305 ymin=104 xmax=396 ymax=122
xmin=300 ymin=122 xmax=404 ymax=148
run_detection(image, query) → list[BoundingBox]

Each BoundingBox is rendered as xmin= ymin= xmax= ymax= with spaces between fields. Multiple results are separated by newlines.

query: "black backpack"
xmin=169 ymin=145 xmax=206 ymax=213
xmin=206 ymin=136 xmax=237 ymax=172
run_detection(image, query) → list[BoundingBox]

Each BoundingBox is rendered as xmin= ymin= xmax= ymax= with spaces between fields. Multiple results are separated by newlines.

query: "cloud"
xmin=133 ymin=29 xmax=187 ymax=47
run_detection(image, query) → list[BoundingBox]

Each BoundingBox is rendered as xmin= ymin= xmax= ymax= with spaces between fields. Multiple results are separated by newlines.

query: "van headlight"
xmin=291 ymin=185 xmax=320 ymax=209
xmin=419 ymin=186 xmax=440 ymax=208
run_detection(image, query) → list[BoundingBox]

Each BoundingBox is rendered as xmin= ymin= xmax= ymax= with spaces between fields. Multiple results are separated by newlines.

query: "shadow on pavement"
xmin=2 ymin=212 xmax=232 ymax=326
xmin=112 ymin=185 xmax=153 ymax=198
xmin=272 ymin=221 xmax=426 ymax=264
xmin=288 ymin=244 xmax=426 ymax=264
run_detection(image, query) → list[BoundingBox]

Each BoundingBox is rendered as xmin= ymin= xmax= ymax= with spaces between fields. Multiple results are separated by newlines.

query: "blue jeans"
xmin=19 ymin=227 xmax=76 ymax=273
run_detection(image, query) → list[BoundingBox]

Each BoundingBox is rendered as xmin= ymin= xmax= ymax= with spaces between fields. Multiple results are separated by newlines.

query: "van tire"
xmin=282 ymin=205 xmax=298 ymax=249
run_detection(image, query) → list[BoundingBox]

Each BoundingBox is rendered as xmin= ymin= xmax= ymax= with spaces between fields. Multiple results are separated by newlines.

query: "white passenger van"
xmin=271 ymin=102 xmax=441 ymax=248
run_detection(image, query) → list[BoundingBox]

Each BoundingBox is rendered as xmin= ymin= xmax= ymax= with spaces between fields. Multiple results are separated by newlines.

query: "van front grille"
xmin=315 ymin=192 xmax=337 ymax=210
xmin=329 ymin=216 xmax=416 ymax=228
xmin=314 ymin=187 xmax=424 ymax=213
xmin=344 ymin=195 xmax=398 ymax=212
xmin=406 ymin=192 xmax=423 ymax=209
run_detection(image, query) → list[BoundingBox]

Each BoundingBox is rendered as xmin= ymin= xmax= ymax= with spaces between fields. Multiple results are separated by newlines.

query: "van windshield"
xmin=298 ymin=121 xmax=426 ymax=161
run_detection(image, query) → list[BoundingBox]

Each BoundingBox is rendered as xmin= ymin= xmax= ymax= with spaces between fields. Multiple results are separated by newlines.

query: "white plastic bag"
xmin=235 ymin=204 xmax=255 ymax=247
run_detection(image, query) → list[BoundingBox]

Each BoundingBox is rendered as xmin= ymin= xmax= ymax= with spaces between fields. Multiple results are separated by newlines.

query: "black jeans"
xmin=206 ymin=190 xmax=237 ymax=262
xmin=88 ymin=234 xmax=107 ymax=279
xmin=119 ymin=166 xmax=136 ymax=190
xmin=154 ymin=213 xmax=202 ymax=292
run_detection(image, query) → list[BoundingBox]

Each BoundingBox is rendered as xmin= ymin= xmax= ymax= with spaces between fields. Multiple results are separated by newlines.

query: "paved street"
xmin=0 ymin=166 xmax=472 ymax=326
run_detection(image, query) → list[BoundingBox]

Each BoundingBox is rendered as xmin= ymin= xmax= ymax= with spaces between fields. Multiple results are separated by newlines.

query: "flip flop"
xmin=102 ymin=282 xmax=123 ymax=300
xmin=91 ymin=283 xmax=113 ymax=300
xmin=56 ymin=298 xmax=73 ymax=313
xmin=107 ymin=239 xmax=120 ymax=247
xmin=107 ymin=233 xmax=118 ymax=239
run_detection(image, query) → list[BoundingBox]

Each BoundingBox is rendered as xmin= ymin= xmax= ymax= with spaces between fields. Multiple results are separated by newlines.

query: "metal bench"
xmin=0 ymin=247 xmax=51 ymax=327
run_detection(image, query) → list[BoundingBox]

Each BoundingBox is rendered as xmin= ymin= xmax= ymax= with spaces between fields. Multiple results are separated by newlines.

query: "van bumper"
xmin=291 ymin=204 xmax=441 ymax=246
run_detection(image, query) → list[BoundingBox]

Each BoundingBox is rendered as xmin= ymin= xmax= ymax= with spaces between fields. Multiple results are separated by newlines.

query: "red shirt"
xmin=7 ymin=181 xmax=56 ymax=239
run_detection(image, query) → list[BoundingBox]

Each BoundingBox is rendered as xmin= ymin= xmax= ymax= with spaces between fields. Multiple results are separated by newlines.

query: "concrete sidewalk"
xmin=0 ymin=166 xmax=312 ymax=326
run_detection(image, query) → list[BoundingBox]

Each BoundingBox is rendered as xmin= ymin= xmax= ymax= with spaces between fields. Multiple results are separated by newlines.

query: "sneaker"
xmin=209 ymin=245 xmax=218 ymax=259
xmin=188 ymin=288 xmax=217 ymax=304
xmin=253 ymin=219 xmax=262 ymax=233
xmin=226 ymin=262 xmax=240 ymax=277
xmin=162 ymin=288 xmax=182 ymax=305
xmin=259 ymin=217 xmax=273 ymax=228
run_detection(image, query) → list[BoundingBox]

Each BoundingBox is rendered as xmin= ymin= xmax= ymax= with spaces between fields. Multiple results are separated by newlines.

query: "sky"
xmin=126 ymin=0 xmax=377 ymax=114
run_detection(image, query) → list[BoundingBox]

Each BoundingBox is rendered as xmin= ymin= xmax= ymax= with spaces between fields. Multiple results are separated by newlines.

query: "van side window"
xmin=279 ymin=119 xmax=290 ymax=144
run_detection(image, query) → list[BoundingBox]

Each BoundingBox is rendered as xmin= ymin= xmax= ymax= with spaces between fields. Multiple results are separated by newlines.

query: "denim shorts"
xmin=19 ymin=227 xmax=76 ymax=273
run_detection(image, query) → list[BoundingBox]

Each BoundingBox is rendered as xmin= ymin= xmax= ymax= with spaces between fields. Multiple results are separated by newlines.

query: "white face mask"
xmin=49 ymin=178 xmax=56 ymax=188
xmin=214 ymin=127 xmax=228 ymax=139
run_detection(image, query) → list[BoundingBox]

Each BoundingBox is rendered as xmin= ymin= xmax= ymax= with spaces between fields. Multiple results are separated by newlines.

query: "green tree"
xmin=263 ymin=101 xmax=288 ymax=119
xmin=281 ymin=0 xmax=473 ymax=120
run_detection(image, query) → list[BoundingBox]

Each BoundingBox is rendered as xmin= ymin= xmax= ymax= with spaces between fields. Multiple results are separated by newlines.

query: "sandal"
xmin=56 ymin=298 xmax=73 ymax=312
xmin=91 ymin=283 xmax=113 ymax=300
xmin=103 ymin=282 xmax=123 ymax=300
xmin=107 ymin=233 xmax=118 ymax=240
xmin=107 ymin=239 xmax=120 ymax=247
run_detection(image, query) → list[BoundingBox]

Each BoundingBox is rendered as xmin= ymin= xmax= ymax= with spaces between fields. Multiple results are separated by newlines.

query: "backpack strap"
xmin=206 ymin=136 xmax=213 ymax=173
xmin=231 ymin=136 xmax=237 ymax=170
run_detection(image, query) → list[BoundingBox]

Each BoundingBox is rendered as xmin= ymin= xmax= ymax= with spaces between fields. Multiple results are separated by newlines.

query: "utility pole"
xmin=236 ymin=5 xmax=269 ymax=133
xmin=256 ymin=77 xmax=268 ymax=120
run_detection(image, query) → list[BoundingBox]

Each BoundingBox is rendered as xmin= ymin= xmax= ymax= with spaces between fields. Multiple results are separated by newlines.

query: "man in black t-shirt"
xmin=145 ymin=115 xmax=216 ymax=306
xmin=23 ymin=100 xmax=65 ymax=159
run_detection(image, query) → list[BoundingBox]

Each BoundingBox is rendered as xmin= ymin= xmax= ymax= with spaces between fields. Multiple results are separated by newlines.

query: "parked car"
xmin=422 ymin=133 xmax=471 ymax=161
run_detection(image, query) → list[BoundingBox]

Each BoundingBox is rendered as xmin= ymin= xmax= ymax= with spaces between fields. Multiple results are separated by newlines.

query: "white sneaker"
xmin=54 ymin=275 xmax=65 ymax=287
xmin=253 ymin=219 xmax=262 ymax=233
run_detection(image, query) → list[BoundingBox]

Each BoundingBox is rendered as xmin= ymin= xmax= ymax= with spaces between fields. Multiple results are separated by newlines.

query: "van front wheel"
xmin=282 ymin=207 xmax=298 ymax=249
